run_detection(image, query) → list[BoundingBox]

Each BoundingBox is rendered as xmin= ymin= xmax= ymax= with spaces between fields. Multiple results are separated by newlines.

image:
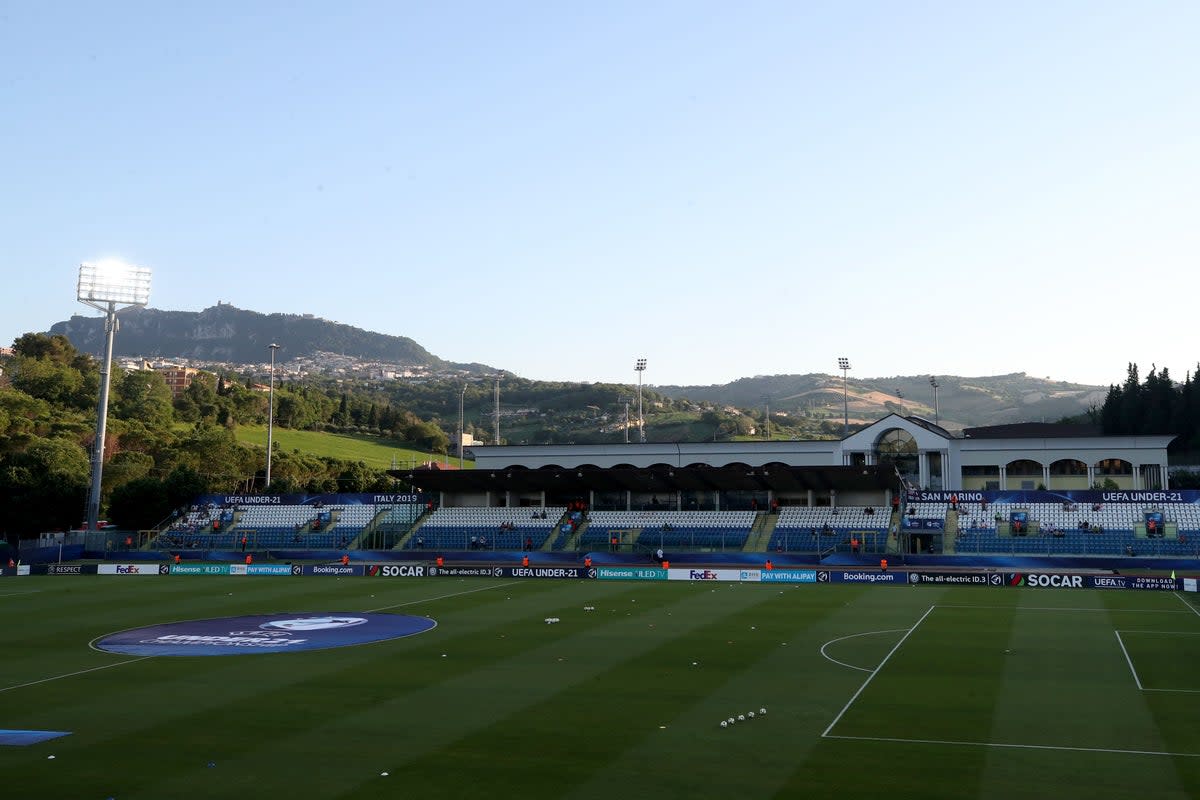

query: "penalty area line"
xmin=939 ymin=604 xmax=1188 ymax=614
xmin=825 ymin=733 xmax=1200 ymax=759
xmin=1174 ymin=592 xmax=1200 ymax=619
xmin=819 ymin=629 xmax=909 ymax=673
xmin=821 ymin=605 xmax=935 ymax=737
xmin=0 ymin=657 xmax=154 ymax=695
xmin=366 ymin=580 xmax=524 ymax=613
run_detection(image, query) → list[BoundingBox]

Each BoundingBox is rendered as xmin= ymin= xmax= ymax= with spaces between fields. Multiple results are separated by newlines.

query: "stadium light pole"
xmin=762 ymin=394 xmax=771 ymax=440
xmin=635 ymin=358 xmax=647 ymax=443
xmin=838 ymin=357 xmax=851 ymax=438
xmin=493 ymin=375 xmax=501 ymax=445
xmin=618 ymin=396 xmax=631 ymax=443
xmin=930 ymin=376 xmax=940 ymax=426
xmin=459 ymin=384 xmax=467 ymax=469
xmin=77 ymin=260 xmax=152 ymax=531
xmin=265 ymin=343 xmax=280 ymax=488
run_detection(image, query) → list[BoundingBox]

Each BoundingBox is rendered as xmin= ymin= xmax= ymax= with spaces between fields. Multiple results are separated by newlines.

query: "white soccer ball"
xmin=727 ymin=717 xmax=736 ymax=725
xmin=738 ymin=714 xmax=745 ymax=722
xmin=759 ymin=707 xmax=767 ymax=715
xmin=747 ymin=712 xmax=755 ymax=719
xmin=720 ymin=720 xmax=728 ymax=728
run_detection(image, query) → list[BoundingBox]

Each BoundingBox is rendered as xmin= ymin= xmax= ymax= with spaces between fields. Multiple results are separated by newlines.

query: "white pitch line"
xmin=824 ymin=733 xmax=1200 ymax=759
xmin=3 ymin=581 xmax=523 ymax=697
xmin=1114 ymin=631 xmax=1144 ymax=690
xmin=366 ymin=581 xmax=523 ymax=612
xmin=0 ymin=591 xmax=41 ymax=598
xmin=1174 ymin=592 xmax=1200 ymax=619
xmin=939 ymin=604 xmax=1188 ymax=614
xmin=821 ymin=606 xmax=935 ymax=737
xmin=0 ymin=657 xmax=153 ymax=694
xmin=819 ymin=629 xmax=909 ymax=673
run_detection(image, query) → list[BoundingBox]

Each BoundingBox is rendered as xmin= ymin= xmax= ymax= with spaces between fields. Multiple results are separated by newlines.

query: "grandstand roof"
xmin=391 ymin=463 xmax=896 ymax=496
xmin=962 ymin=422 xmax=1104 ymax=439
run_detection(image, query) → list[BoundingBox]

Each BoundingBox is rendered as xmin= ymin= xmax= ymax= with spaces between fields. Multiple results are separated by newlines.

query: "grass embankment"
xmin=231 ymin=425 xmax=460 ymax=470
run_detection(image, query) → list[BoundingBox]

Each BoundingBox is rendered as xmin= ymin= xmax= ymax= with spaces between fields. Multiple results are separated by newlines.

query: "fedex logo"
xmin=116 ymin=565 xmax=141 ymax=574
xmin=689 ymin=570 xmax=718 ymax=581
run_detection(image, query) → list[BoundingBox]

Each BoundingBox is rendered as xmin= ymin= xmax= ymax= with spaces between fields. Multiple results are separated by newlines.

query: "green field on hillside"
xmin=3 ymin=578 xmax=1200 ymax=799
xmin=231 ymin=426 xmax=458 ymax=470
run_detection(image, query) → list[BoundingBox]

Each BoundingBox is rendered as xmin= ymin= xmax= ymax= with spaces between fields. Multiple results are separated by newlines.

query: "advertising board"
xmin=97 ymin=564 xmax=161 ymax=576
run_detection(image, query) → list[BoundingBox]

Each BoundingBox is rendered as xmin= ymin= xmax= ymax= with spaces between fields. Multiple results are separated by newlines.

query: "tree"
xmin=0 ymin=435 xmax=90 ymax=533
xmin=112 ymin=371 xmax=174 ymax=427
xmin=107 ymin=477 xmax=171 ymax=531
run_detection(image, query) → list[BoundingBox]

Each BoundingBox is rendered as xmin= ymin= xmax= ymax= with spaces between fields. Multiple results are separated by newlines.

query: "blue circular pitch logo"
xmin=94 ymin=612 xmax=435 ymax=656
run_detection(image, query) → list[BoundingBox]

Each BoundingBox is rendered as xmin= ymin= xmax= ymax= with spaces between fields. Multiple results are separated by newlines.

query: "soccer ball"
xmin=759 ymin=707 xmax=767 ymax=715
xmin=747 ymin=712 xmax=755 ymax=719
xmin=720 ymin=720 xmax=728 ymax=728
xmin=727 ymin=717 xmax=736 ymax=725
xmin=737 ymin=714 xmax=745 ymax=722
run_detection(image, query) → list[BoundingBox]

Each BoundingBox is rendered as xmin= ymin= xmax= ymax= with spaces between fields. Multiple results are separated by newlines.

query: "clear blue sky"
xmin=2 ymin=2 xmax=1197 ymax=388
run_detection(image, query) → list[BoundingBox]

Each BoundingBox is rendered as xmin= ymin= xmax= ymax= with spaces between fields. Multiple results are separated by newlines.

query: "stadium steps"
xmin=391 ymin=516 xmax=428 ymax=550
xmin=944 ymin=510 xmax=958 ymax=554
xmin=559 ymin=523 xmax=586 ymax=551
xmin=356 ymin=507 xmax=390 ymax=545
xmin=543 ymin=516 xmax=575 ymax=551
xmin=886 ymin=510 xmax=902 ymax=554
xmin=744 ymin=514 xmax=777 ymax=551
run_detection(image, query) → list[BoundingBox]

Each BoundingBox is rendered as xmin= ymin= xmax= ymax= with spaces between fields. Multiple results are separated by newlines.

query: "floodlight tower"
xmin=265 ymin=343 xmax=281 ymax=487
xmin=493 ymin=374 xmax=501 ymax=444
xmin=930 ymin=376 xmax=940 ymax=426
xmin=837 ymin=357 xmax=851 ymax=438
xmin=618 ymin=396 xmax=632 ymax=443
xmin=77 ymin=260 xmax=152 ymax=531
xmin=635 ymin=358 xmax=647 ymax=443
xmin=459 ymin=384 xmax=467 ymax=468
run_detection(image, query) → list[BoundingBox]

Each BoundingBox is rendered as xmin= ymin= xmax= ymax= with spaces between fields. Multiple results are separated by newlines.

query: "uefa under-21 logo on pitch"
xmin=260 ymin=616 xmax=367 ymax=631
xmin=94 ymin=612 xmax=435 ymax=656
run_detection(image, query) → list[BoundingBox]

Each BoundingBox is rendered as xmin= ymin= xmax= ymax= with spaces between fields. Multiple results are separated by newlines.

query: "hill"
xmin=50 ymin=303 xmax=493 ymax=371
xmin=655 ymin=373 xmax=1107 ymax=430
xmin=45 ymin=303 xmax=1106 ymax=432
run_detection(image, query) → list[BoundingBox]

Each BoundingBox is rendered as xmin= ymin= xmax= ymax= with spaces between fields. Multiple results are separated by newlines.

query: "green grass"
xmin=230 ymin=425 xmax=456 ymax=470
xmin=3 ymin=578 xmax=1200 ymax=798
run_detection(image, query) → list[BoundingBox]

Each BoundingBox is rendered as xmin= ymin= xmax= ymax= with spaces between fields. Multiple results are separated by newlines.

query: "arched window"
xmin=875 ymin=428 xmax=918 ymax=484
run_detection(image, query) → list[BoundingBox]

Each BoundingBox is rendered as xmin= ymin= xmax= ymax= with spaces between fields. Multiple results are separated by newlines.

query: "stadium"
xmin=4 ymin=413 xmax=1200 ymax=799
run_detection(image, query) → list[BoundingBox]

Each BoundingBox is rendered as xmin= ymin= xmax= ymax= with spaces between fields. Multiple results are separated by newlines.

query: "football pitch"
xmin=4 ymin=576 xmax=1200 ymax=799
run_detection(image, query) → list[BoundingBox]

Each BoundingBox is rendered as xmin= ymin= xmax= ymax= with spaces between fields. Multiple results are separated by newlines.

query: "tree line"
xmin=0 ymin=334 xmax=452 ymax=537
xmin=0 ymin=334 xmax=682 ymax=537
xmin=1098 ymin=363 xmax=1200 ymax=454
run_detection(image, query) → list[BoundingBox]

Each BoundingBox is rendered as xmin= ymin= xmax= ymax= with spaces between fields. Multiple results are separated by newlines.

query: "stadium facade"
xmin=408 ymin=415 xmax=1174 ymax=510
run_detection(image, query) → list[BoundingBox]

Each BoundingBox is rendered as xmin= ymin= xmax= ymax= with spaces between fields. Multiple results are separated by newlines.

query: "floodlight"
xmin=77 ymin=260 xmax=152 ymax=308
xmin=838 ymin=358 xmax=851 ymax=438
xmin=77 ymin=259 xmax=153 ymax=532
xmin=635 ymin=359 xmax=647 ymax=443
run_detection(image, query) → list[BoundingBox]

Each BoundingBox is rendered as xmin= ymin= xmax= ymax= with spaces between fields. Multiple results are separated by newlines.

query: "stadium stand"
xmin=412 ymin=507 xmax=567 ymax=551
xmin=583 ymin=510 xmax=755 ymax=550
xmin=769 ymin=506 xmax=889 ymax=552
